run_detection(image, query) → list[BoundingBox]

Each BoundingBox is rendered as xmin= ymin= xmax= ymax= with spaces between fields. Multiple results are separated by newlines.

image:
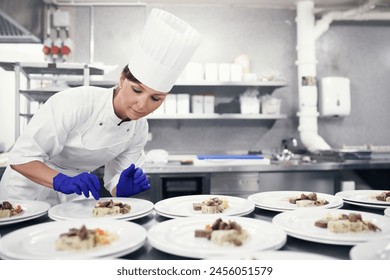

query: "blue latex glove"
xmin=116 ymin=164 xmax=150 ymax=197
xmin=53 ymin=172 xmax=100 ymax=200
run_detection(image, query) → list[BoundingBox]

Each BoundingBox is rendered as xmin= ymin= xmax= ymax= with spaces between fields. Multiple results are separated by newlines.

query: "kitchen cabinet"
xmin=0 ymin=61 xmax=104 ymax=139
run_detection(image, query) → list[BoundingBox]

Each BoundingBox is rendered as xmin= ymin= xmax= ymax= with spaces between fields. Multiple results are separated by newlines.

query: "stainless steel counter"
xmin=143 ymin=159 xmax=390 ymax=174
xmin=0 ymin=203 xmax=384 ymax=260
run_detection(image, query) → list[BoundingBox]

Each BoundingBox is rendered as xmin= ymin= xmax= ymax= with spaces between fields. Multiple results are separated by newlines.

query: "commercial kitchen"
xmin=0 ymin=0 xmax=390 ymax=261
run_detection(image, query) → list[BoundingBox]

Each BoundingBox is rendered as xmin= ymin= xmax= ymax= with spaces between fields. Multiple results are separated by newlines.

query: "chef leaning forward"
xmin=0 ymin=9 xmax=202 ymax=206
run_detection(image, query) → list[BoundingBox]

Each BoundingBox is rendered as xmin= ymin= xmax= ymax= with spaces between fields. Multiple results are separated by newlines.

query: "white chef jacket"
xmin=0 ymin=86 xmax=148 ymax=206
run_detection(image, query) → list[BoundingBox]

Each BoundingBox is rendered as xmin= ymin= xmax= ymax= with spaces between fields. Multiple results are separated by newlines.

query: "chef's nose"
xmin=137 ymin=94 xmax=148 ymax=109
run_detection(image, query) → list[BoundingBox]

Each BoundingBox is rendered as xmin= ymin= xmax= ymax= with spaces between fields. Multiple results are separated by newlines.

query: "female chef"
xmin=0 ymin=9 xmax=201 ymax=205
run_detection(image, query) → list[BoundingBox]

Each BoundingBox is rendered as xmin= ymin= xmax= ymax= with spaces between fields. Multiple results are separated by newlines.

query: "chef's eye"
xmin=132 ymin=87 xmax=142 ymax=94
xmin=151 ymin=96 xmax=161 ymax=102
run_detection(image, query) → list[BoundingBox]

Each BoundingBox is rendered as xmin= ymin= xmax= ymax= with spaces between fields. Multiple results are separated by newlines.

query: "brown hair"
xmin=122 ymin=65 xmax=141 ymax=84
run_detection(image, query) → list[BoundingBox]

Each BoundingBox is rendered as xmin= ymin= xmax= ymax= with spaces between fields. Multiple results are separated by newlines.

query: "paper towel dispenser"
xmin=319 ymin=77 xmax=351 ymax=117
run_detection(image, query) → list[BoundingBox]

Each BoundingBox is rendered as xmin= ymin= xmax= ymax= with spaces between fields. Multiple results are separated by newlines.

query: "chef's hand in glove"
xmin=53 ymin=172 xmax=100 ymax=200
xmin=116 ymin=164 xmax=150 ymax=197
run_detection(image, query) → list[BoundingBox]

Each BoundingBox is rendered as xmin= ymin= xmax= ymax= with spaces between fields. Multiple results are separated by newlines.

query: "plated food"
xmin=375 ymin=191 xmax=390 ymax=202
xmin=92 ymin=200 xmax=131 ymax=217
xmin=336 ymin=190 xmax=390 ymax=209
xmin=314 ymin=212 xmax=381 ymax=233
xmin=48 ymin=197 xmax=154 ymax=221
xmin=0 ymin=200 xmax=50 ymax=226
xmin=248 ymin=191 xmax=343 ymax=212
xmin=56 ymin=224 xmax=117 ymax=251
xmin=154 ymin=194 xmax=254 ymax=218
xmin=0 ymin=201 xmax=23 ymax=218
xmin=272 ymin=209 xmax=390 ymax=245
xmin=0 ymin=219 xmax=147 ymax=259
xmin=288 ymin=192 xmax=329 ymax=207
xmin=193 ymin=197 xmax=229 ymax=214
xmin=147 ymin=215 xmax=286 ymax=259
xmin=195 ymin=218 xmax=248 ymax=246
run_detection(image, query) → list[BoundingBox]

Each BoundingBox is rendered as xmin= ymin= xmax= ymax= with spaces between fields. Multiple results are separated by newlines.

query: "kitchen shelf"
xmin=0 ymin=61 xmax=104 ymax=139
xmin=66 ymin=79 xmax=287 ymax=88
xmin=19 ymin=88 xmax=66 ymax=103
xmin=0 ymin=61 xmax=104 ymax=76
xmin=147 ymin=113 xmax=287 ymax=120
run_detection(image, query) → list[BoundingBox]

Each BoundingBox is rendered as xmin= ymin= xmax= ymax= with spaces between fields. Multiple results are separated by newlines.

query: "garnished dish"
xmin=195 ymin=218 xmax=249 ymax=246
xmin=288 ymin=192 xmax=329 ymax=207
xmin=375 ymin=191 xmax=390 ymax=202
xmin=192 ymin=197 xmax=229 ymax=214
xmin=92 ymin=199 xmax=131 ymax=217
xmin=314 ymin=212 xmax=381 ymax=233
xmin=56 ymin=224 xmax=117 ymax=251
xmin=0 ymin=201 xmax=24 ymax=218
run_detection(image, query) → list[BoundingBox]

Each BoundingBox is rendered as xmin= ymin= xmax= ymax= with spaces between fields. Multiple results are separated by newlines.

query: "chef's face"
xmin=117 ymin=77 xmax=167 ymax=120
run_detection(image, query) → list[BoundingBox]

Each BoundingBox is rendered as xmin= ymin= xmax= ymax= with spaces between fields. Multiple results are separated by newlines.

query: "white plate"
xmin=48 ymin=197 xmax=154 ymax=221
xmin=272 ymin=209 xmax=390 ymax=246
xmin=0 ymin=219 xmax=146 ymax=259
xmin=335 ymin=190 xmax=390 ymax=206
xmin=147 ymin=215 xmax=287 ymax=259
xmin=247 ymin=191 xmax=343 ymax=212
xmin=154 ymin=195 xmax=255 ymax=218
xmin=340 ymin=200 xmax=390 ymax=210
xmin=385 ymin=208 xmax=390 ymax=218
xmin=0 ymin=200 xmax=50 ymax=226
xmin=206 ymin=250 xmax=337 ymax=260
xmin=350 ymin=238 xmax=390 ymax=259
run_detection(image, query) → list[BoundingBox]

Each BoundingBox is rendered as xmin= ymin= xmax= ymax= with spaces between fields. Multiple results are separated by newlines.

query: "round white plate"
xmin=154 ymin=195 xmax=255 ymax=218
xmin=0 ymin=219 xmax=146 ymax=259
xmin=48 ymin=197 xmax=154 ymax=221
xmin=385 ymin=208 xmax=390 ymax=218
xmin=247 ymin=191 xmax=343 ymax=212
xmin=147 ymin=215 xmax=287 ymax=259
xmin=350 ymin=238 xmax=390 ymax=260
xmin=206 ymin=250 xmax=337 ymax=260
xmin=0 ymin=200 xmax=50 ymax=226
xmin=340 ymin=200 xmax=390 ymax=210
xmin=272 ymin=209 xmax=390 ymax=246
xmin=335 ymin=190 xmax=390 ymax=206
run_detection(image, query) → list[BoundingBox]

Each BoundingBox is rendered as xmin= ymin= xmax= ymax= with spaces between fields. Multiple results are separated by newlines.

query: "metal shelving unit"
xmin=67 ymin=79 xmax=288 ymax=121
xmin=0 ymin=61 xmax=104 ymax=139
xmin=147 ymin=113 xmax=287 ymax=120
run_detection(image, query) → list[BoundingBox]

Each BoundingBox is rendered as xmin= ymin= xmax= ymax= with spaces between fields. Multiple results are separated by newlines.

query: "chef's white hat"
xmin=128 ymin=9 xmax=202 ymax=92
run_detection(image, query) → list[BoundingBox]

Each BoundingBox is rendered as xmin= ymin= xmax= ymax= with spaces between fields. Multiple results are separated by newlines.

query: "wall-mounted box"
xmin=319 ymin=77 xmax=351 ymax=117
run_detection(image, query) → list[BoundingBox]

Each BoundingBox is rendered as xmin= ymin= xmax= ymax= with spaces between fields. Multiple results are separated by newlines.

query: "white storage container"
xmin=191 ymin=95 xmax=204 ymax=113
xmin=204 ymin=95 xmax=215 ymax=114
xmin=240 ymin=96 xmax=260 ymax=114
xmin=261 ymin=97 xmax=281 ymax=115
xmin=164 ymin=94 xmax=177 ymax=114
xmin=177 ymin=94 xmax=190 ymax=114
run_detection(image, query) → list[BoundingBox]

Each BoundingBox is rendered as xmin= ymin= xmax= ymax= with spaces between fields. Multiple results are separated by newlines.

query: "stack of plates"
xmin=0 ymin=219 xmax=146 ymax=259
xmin=147 ymin=215 xmax=287 ymax=259
xmin=0 ymin=200 xmax=50 ymax=226
xmin=272 ymin=208 xmax=390 ymax=246
xmin=248 ymin=191 xmax=343 ymax=212
xmin=48 ymin=197 xmax=154 ymax=221
xmin=154 ymin=194 xmax=255 ymax=218
xmin=335 ymin=190 xmax=390 ymax=210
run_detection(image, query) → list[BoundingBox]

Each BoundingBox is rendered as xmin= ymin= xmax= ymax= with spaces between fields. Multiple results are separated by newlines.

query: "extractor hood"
xmin=0 ymin=10 xmax=40 ymax=43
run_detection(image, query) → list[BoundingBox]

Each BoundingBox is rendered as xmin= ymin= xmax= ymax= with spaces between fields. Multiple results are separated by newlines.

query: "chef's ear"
xmin=119 ymin=74 xmax=126 ymax=88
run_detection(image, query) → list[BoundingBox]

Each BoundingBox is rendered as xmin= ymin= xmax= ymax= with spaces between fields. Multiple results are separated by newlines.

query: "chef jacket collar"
xmin=104 ymin=87 xmax=132 ymax=127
